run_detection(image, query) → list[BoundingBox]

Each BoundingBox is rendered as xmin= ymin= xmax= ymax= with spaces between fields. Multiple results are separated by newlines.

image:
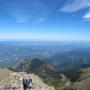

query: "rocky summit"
xmin=0 ymin=68 xmax=54 ymax=90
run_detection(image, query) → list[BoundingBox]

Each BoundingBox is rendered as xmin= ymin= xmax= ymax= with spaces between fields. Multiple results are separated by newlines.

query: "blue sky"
xmin=0 ymin=0 xmax=90 ymax=41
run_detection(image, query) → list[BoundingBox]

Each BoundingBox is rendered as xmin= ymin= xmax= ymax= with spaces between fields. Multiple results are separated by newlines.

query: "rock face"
xmin=0 ymin=69 xmax=54 ymax=90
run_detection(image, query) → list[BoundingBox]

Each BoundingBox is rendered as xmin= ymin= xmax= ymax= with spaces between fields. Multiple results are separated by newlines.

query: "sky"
xmin=0 ymin=0 xmax=90 ymax=41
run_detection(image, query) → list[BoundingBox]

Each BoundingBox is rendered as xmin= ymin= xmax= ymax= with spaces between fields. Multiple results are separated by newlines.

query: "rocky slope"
xmin=0 ymin=68 xmax=54 ymax=90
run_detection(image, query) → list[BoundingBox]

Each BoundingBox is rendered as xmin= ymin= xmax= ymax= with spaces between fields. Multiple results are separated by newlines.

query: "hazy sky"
xmin=0 ymin=0 xmax=90 ymax=41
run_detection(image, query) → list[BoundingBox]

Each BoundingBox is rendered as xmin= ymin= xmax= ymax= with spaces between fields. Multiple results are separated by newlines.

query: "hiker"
xmin=27 ymin=77 xmax=33 ymax=90
xmin=23 ymin=78 xmax=28 ymax=90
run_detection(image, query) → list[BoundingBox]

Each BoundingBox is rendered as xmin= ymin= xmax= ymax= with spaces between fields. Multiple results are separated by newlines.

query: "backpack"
xmin=28 ymin=79 xmax=32 ymax=88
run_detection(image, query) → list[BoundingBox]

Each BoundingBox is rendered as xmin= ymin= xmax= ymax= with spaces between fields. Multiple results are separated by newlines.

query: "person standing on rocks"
xmin=23 ymin=78 xmax=28 ymax=90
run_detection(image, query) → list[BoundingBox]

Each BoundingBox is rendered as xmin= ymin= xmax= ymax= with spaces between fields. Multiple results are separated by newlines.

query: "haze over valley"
xmin=0 ymin=41 xmax=90 ymax=71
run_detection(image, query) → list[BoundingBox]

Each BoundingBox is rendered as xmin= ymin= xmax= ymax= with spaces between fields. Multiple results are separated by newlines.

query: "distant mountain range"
xmin=12 ymin=58 xmax=55 ymax=73
xmin=46 ymin=49 xmax=90 ymax=71
xmin=0 ymin=42 xmax=72 ymax=67
xmin=0 ymin=41 xmax=90 ymax=71
xmin=11 ymin=48 xmax=90 ymax=72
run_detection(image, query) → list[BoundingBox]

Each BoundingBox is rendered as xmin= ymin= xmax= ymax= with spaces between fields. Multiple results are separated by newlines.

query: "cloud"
xmin=60 ymin=0 xmax=90 ymax=21
xmin=2 ymin=0 xmax=60 ymax=24
xmin=32 ymin=17 xmax=46 ymax=24
xmin=16 ymin=17 xmax=27 ymax=23
xmin=83 ymin=11 xmax=90 ymax=21
xmin=60 ymin=0 xmax=90 ymax=12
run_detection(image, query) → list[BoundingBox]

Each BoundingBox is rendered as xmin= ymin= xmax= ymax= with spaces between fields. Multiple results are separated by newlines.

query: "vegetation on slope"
xmin=63 ymin=68 xmax=82 ymax=82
